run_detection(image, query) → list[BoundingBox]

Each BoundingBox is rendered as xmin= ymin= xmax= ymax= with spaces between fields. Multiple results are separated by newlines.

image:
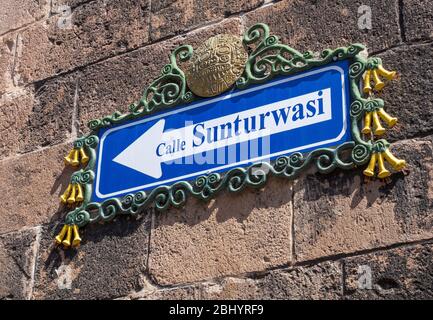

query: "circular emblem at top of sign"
xmin=186 ymin=34 xmax=248 ymax=97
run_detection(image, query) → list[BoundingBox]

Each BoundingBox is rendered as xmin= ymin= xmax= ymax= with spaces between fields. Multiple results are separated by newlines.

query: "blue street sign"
xmin=92 ymin=60 xmax=351 ymax=201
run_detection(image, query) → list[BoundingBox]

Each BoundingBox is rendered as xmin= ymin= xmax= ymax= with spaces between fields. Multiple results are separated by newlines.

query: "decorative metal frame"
xmin=55 ymin=23 xmax=405 ymax=247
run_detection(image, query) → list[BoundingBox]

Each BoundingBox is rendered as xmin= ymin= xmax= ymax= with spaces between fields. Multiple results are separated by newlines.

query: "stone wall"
xmin=0 ymin=0 xmax=432 ymax=300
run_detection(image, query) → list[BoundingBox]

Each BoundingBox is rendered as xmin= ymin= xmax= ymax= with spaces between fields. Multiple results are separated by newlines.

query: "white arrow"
xmin=113 ymin=88 xmax=332 ymax=178
xmin=113 ymin=119 xmax=166 ymax=178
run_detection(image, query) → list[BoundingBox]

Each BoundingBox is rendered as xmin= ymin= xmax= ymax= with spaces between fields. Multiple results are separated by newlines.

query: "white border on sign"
xmin=95 ymin=65 xmax=348 ymax=199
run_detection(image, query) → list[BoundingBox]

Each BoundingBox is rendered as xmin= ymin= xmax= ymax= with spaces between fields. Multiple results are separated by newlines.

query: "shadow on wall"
xmin=47 ymin=134 xmax=433 ymax=267
xmin=297 ymin=168 xmax=406 ymax=209
xmin=44 ymin=213 xmax=147 ymax=270
xmin=48 ymin=164 xmax=412 ymax=248
xmin=37 ymin=155 xmax=421 ymax=298
xmin=49 ymin=164 xmax=79 ymax=225
xmin=155 ymin=176 xmax=295 ymax=228
xmin=293 ymin=138 xmax=433 ymax=235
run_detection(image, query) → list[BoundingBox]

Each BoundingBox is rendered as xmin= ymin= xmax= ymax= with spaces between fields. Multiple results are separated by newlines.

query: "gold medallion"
xmin=186 ymin=34 xmax=248 ymax=97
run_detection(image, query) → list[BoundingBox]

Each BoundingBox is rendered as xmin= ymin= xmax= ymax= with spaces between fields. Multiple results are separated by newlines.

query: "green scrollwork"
xmin=237 ymin=23 xmax=365 ymax=88
xmin=366 ymin=57 xmax=382 ymax=70
xmin=57 ymin=23 xmax=403 ymax=244
xmin=70 ymin=135 xmax=99 ymax=169
xmin=63 ymin=141 xmax=355 ymax=227
xmin=133 ymin=45 xmax=195 ymax=114
xmin=372 ymin=139 xmax=390 ymax=153
xmin=351 ymin=143 xmax=372 ymax=166
xmin=87 ymin=45 xmax=195 ymax=131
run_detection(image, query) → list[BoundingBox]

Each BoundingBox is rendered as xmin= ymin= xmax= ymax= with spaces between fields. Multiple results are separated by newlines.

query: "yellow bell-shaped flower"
xmin=362 ymin=64 xmax=397 ymax=94
xmin=363 ymin=152 xmax=376 ymax=177
xmin=54 ymin=225 xmax=82 ymax=249
xmin=363 ymin=70 xmax=373 ymax=94
xmin=60 ymin=183 xmax=84 ymax=205
xmin=64 ymin=149 xmax=75 ymax=166
xmin=383 ymin=148 xmax=406 ymax=171
xmin=55 ymin=225 xmax=69 ymax=245
xmin=60 ymin=184 xmax=72 ymax=204
xmin=62 ymin=225 xmax=72 ymax=248
xmin=376 ymin=152 xmax=391 ymax=178
xmin=371 ymin=111 xmax=386 ymax=136
xmin=377 ymin=108 xmax=397 ymax=128
xmin=79 ymin=148 xmax=89 ymax=164
xmin=371 ymin=69 xmax=385 ymax=91
xmin=64 ymin=147 xmax=89 ymax=167
xmin=363 ymin=148 xmax=406 ymax=179
xmin=362 ymin=112 xmax=372 ymax=134
xmin=362 ymin=108 xmax=398 ymax=137
xmin=72 ymin=225 xmax=82 ymax=247
xmin=377 ymin=65 xmax=397 ymax=81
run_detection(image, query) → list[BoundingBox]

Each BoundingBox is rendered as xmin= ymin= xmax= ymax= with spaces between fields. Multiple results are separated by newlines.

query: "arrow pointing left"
xmin=112 ymin=119 xmax=165 ymax=179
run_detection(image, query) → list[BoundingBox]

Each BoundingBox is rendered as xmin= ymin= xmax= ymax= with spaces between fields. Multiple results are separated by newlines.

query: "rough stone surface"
xmin=136 ymin=285 xmax=202 ymax=300
xmin=377 ymin=43 xmax=433 ymax=142
xmin=255 ymin=262 xmax=342 ymax=299
xmin=224 ymin=0 xmax=264 ymax=15
xmin=0 ymin=228 xmax=38 ymax=300
xmin=294 ymin=137 xmax=433 ymax=262
xmin=1 ymin=0 xmax=432 ymax=301
xmin=201 ymin=278 xmax=260 ymax=300
xmin=403 ymin=0 xmax=433 ymax=41
xmin=51 ymin=0 xmax=94 ymax=11
xmin=16 ymin=75 xmax=77 ymax=152
xmin=149 ymin=177 xmax=292 ymax=285
xmin=77 ymin=18 xmax=242 ymax=134
xmin=76 ymin=42 xmax=167 ymax=134
xmin=244 ymin=0 xmax=401 ymax=53
xmin=15 ymin=0 xmax=150 ymax=84
xmin=0 ymin=0 xmax=49 ymax=35
xmin=200 ymin=263 xmax=342 ymax=300
xmin=149 ymin=0 xmax=226 ymax=41
xmin=0 ymin=143 xmax=75 ymax=234
xmin=165 ymin=17 xmax=243 ymax=52
xmin=32 ymin=215 xmax=150 ymax=299
xmin=344 ymin=243 xmax=433 ymax=299
xmin=131 ymin=261 xmax=342 ymax=299
xmin=0 ymin=90 xmax=35 ymax=160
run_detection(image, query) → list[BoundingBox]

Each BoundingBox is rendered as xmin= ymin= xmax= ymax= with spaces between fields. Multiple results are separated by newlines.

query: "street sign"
xmin=56 ymin=24 xmax=403 ymax=248
xmin=92 ymin=60 xmax=351 ymax=202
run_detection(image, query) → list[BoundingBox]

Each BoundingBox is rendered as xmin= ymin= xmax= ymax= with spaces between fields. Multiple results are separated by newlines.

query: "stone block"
xmin=244 ymin=0 xmax=401 ymax=53
xmin=32 ymin=215 xmax=150 ymax=299
xmin=402 ymin=0 xmax=433 ymax=41
xmin=377 ymin=43 xmax=433 ymax=142
xmin=0 ymin=0 xmax=49 ymax=35
xmin=344 ymin=243 xmax=433 ymax=299
xmin=0 ymin=33 xmax=17 ymax=96
xmin=0 ymin=90 xmax=35 ymax=160
xmin=76 ymin=18 xmax=242 ymax=134
xmin=0 ymin=228 xmax=39 ymax=300
xmin=293 ymin=137 xmax=433 ymax=262
xmin=200 ymin=261 xmax=342 ymax=299
xmin=15 ymin=0 xmax=150 ymax=84
xmin=149 ymin=0 xmax=225 ymax=41
xmin=0 ymin=143 xmax=74 ymax=234
xmin=148 ymin=177 xmax=293 ymax=285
